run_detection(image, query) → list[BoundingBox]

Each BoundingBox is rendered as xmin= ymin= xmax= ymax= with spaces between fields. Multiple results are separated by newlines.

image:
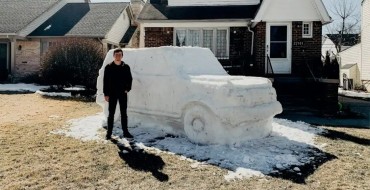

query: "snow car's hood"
xmin=189 ymin=75 xmax=273 ymax=88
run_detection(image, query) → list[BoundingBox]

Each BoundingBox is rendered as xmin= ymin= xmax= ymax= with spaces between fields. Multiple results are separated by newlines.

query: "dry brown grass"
xmin=0 ymin=94 xmax=369 ymax=190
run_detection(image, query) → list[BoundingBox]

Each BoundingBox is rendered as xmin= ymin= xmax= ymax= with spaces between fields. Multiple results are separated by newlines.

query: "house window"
xmin=175 ymin=28 xmax=229 ymax=59
xmin=203 ymin=30 xmax=213 ymax=51
xmin=302 ymin=22 xmax=313 ymax=38
xmin=41 ymin=40 xmax=63 ymax=54
xmin=216 ymin=30 xmax=227 ymax=59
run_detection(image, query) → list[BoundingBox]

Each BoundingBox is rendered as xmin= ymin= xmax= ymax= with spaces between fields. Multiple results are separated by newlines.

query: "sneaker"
xmin=123 ymin=132 xmax=133 ymax=138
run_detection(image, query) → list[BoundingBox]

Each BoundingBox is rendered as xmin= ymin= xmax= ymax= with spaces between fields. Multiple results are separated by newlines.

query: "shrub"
xmin=322 ymin=53 xmax=339 ymax=79
xmin=18 ymin=73 xmax=46 ymax=84
xmin=354 ymin=84 xmax=368 ymax=92
xmin=41 ymin=38 xmax=104 ymax=89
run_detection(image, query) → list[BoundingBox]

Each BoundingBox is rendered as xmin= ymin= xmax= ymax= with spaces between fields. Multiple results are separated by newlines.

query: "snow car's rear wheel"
xmin=184 ymin=105 xmax=215 ymax=144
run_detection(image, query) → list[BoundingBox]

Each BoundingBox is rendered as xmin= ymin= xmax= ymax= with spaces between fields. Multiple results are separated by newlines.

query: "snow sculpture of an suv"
xmin=97 ymin=47 xmax=282 ymax=145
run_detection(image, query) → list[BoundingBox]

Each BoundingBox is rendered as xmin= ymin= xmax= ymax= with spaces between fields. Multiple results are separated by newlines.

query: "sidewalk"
xmin=338 ymin=88 xmax=370 ymax=99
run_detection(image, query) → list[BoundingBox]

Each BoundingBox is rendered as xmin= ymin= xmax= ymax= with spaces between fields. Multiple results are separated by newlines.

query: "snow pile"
xmin=63 ymin=86 xmax=85 ymax=91
xmin=0 ymin=83 xmax=48 ymax=92
xmin=52 ymin=114 xmax=324 ymax=181
xmin=224 ymin=168 xmax=264 ymax=181
xmin=339 ymin=88 xmax=370 ymax=99
xmin=51 ymin=113 xmax=104 ymax=141
xmin=96 ymin=46 xmax=282 ymax=145
xmin=35 ymin=90 xmax=72 ymax=97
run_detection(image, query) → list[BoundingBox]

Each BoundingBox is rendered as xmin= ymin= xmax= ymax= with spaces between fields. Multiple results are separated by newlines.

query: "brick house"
xmin=135 ymin=0 xmax=341 ymax=113
xmin=135 ymin=0 xmax=332 ymax=77
xmin=0 ymin=0 xmax=136 ymax=80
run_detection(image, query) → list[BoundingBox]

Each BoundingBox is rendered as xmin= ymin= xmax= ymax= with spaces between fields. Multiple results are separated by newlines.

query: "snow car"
xmin=97 ymin=47 xmax=282 ymax=145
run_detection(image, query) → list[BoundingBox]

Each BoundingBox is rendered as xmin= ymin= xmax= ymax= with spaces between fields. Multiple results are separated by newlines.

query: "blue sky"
xmin=322 ymin=0 xmax=362 ymax=34
xmin=91 ymin=0 xmax=362 ymax=34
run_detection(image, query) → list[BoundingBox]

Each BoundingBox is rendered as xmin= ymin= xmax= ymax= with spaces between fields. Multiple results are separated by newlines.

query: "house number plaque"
xmin=293 ymin=41 xmax=304 ymax=46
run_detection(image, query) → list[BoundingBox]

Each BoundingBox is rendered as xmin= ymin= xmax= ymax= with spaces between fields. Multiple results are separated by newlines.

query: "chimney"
xmin=131 ymin=0 xmax=145 ymax=20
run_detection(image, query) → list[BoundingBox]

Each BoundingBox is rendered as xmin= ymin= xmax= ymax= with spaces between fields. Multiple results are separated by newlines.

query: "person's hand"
xmin=104 ymin=96 xmax=109 ymax=102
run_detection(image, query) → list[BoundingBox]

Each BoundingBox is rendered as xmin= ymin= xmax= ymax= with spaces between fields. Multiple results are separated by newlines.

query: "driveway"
xmin=277 ymin=95 xmax=370 ymax=128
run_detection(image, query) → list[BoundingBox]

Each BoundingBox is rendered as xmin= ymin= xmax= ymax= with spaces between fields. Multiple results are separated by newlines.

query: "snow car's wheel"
xmin=183 ymin=105 xmax=216 ymax=144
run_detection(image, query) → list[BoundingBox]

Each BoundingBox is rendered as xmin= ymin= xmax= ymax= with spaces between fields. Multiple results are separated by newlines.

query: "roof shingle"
xmin=138 ymin=3 xmax=260 ymax=20
xmin=0 ymin=0 xmax=59 ymax=33
xmin=29 ymin=3 xmax=129 ymax=37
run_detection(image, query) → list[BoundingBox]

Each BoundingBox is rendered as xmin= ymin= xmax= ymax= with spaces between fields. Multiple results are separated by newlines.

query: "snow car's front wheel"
xmin=183 ymin=105 xmax=216 ymax=144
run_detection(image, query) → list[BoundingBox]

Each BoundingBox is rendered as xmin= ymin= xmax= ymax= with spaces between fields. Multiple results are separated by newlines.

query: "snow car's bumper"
xmin=215 ymin=101 xmax=283 ymax=126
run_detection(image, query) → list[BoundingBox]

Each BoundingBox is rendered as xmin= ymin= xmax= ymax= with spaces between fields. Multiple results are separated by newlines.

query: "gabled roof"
xmin=29 ymin=3 xmax=129 ymax=37
xmin=0 ymin=0 xmax=59 ymax=33
xmin=253 ymin=0 xmax=332 ymax=26
xmin=341 ymin=63 xmax=357 ymax=69
xmin=138 ymin=3 xmax=260 ymax=20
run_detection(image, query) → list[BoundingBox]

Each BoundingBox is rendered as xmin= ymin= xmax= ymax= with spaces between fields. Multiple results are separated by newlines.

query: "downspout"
xmin=97 ymin=37 xmax=107 ymax=53
xmin=247 ymin=24 xmax=254 ymax=56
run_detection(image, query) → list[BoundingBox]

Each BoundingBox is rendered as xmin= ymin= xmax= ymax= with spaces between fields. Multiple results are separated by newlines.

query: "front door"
xmin=266 ymin=23 xmax=292 ymax=74
xmin=0 ymin=43 xmax=8 ymax=81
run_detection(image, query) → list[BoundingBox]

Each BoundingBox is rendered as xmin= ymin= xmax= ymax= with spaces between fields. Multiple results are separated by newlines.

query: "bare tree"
xmin=326 ymin=0 xmax=360 ymax=52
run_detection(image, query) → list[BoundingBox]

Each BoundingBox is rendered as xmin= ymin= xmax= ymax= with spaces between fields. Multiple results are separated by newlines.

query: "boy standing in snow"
xmin=103 ymin=48 xmax=133 ymax=139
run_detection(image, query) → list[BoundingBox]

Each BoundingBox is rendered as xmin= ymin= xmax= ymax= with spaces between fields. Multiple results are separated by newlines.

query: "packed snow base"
xmin=54 ymin=114 xmax=324 ymax=181
xmin=96 ymin=47 xmax=282 ymax=145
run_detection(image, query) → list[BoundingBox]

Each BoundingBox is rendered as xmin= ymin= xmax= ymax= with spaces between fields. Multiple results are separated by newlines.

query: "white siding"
xmin=341 ymin=44 xmax=361 ymax=67
xmin=168 ymin=0 xmax=259 ymax=6
xmin=254 ymin=0 xmax=323 ymax=22
xmin=322 ymin=38 xmax=338 ymax=57
xmin=361 ymin=0 xmax=370 ymax=80
xmin=339 ymin=44 xmax=361 ymax=86
xmin=106 ymin=10 xmax=130 ymax=45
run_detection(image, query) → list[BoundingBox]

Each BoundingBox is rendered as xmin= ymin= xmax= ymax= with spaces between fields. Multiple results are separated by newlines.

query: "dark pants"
xmin=107 ymin=93 xmax=128 ymax=137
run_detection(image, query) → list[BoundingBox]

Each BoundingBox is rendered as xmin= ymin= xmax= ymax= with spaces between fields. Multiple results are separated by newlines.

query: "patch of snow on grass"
xmin=52 ymin=114 xmax=324 ymax=181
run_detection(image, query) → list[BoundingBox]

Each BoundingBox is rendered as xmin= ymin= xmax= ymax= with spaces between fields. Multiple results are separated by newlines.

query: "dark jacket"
xmin=103 ymin=61 xmax=133 ymax=96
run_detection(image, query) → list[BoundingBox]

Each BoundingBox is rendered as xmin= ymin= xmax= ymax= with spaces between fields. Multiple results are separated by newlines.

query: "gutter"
xmin=137 ymin=19 xmax=252 ymax=23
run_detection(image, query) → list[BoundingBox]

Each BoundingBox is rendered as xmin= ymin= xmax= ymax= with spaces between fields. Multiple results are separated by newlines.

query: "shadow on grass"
xmin=134 ymin=132 xmax=337 ymax=184
xmin=268 ymin=147 xmax=337 ymax=184
xmin=321 ymin=129 xmax=370 ymax=146
xmin=110 ymin=138 xmax=169 ymax=182
xmin=0 ymin=91 xmax=35 ymax=95
xmin=40 ymin=95 xmax=96 ymax=102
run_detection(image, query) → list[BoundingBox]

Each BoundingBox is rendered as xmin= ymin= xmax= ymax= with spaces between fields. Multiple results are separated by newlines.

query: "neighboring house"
xmin=135 ymin=0 xmax=332 ymax=77
xmin=322 ymin=35 xmax=338 ymax=59
xmin=339 ymin=0 xmax=370 ymax=91
xmin=0 ymin=0 xmax=135 ymax=80
xmin=362 ymin=0 xmax=370 ymax=91
xmin=338 ymin=44 xmax=361 ymax=88
xmin=0 ymin=0 xmax=63 ymax=80
xmin=326 ymin=34 xmax=360 ymax=52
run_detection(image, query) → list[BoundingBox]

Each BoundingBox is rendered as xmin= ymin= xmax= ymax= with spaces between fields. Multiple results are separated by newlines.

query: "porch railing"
xmin=304 ymin=59 xmax=317 ymax=82
xmin=266 ymin=55 xmax=274 ymax=78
